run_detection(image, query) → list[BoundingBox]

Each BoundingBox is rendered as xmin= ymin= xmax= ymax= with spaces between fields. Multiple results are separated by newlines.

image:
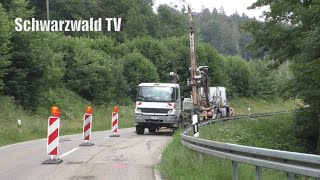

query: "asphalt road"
xmin=0 ymin=128 xmax=172 ymax=180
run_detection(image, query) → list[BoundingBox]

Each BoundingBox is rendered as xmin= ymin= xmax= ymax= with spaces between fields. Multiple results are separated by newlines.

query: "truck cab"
xmin=210 ymin=86 xmax=234 ymax=117
xmin=134 ymin=83 xmax=182 ymax=134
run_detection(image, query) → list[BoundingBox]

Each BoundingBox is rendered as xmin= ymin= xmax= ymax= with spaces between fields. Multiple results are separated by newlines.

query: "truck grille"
xmin=140 ymin=108 xmax=170 ymax=114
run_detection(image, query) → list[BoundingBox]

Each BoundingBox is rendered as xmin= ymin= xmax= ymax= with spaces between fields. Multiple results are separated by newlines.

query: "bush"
xmin=116 ymin=36 xmax=175 ymax=81
xmin=63 ymin=37 xmax=123 ymax=104
xmin=293 ymin=108 xmax=318 ymax=153
xmin=5 ymin=32 xmax=66 ymax=109
xmin=121 ymin=52 xmax=159 ymax=85
xmin=224 ymin=56 xmax=251 ymax=97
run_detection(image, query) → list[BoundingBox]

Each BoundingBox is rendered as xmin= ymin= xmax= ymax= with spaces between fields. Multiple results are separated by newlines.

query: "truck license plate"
xmin=150 ymin=116 xmax=159 ymax=120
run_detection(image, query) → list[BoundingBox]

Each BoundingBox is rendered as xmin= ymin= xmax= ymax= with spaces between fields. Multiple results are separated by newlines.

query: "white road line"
xmin=58 ymin=147 xmax=79 ymax=158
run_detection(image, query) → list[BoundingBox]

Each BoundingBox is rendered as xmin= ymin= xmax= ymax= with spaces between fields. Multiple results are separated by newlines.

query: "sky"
xmin=153 ymin=0 xmax=266 ymax=19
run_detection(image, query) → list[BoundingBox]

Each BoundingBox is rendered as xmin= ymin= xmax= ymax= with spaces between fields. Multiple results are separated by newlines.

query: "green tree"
xmin=4 ymin=0 xmax=66 ymax=108
xmin=248 ymin=61 xmax=278 ymax=99
xmin=224 ymin=56 xmax=251 ymax=97
xmin=121 ymin=52 xmax=159 ymax=86
xmin=123 ymin=5 xmax=148 ymax=39
xmin=116 ymin=36 xmax=174 ymax=81
xmin=0 ymin=4 xmax=11 ymax=91
xmin=157 ymin=4 xmax=187 ymax=38
xmin=194 ymin=7 xmax=256 ymax=59
xmin=5 ymin=31 xmax=66 ymax=108
xmin=161 ymin=35 xmax=190 ymax=95
xmin=246 ymin=0 xmax=320 ymax=152
xmin=63 ymin=37 xmax=122 ymax=104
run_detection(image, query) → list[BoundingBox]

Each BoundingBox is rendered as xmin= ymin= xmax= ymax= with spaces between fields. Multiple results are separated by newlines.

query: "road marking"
xmin=104 ymin=137 xmax=110 ymax=139
xmin=58 ymin=147 xmax=79 ymax=158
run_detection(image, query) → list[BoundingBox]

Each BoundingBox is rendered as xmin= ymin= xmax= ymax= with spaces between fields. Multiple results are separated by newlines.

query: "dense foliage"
xmin=245 ymin=0 xmax=320 ymax=152
xmin=0 ymin=4 xmax=11 ymax=91
xmin=1 ymin=0 xmax=318 ymax=152
xmin=0 ymin=0 xmax=290 ymax=108
xmin=194 ymin=7 xmax=254 ymax=59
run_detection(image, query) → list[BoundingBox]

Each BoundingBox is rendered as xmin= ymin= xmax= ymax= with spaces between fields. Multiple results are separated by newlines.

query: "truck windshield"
xmin=137 ymin=86 xmax=177 ymax=102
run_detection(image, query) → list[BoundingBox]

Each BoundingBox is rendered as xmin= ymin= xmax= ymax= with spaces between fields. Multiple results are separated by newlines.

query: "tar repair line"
xmin=0 ymin=127 xmax=134 ymax=150
xmin=154 ymin=154 xmax=163 ymax=180
xmin=58 ymin=147 xmax=79 ymax=158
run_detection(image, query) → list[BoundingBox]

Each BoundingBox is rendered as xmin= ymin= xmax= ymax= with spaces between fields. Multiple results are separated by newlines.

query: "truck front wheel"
xmin=136 ymin=125 xmax=145 ymax=135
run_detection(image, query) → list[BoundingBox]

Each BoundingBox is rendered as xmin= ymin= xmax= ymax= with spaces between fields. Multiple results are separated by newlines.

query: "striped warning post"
xmin=192 ymin=114 xmax=199 ymax=138
xmin=84 ymin=114 xmax=92 ymax=140
xmin=110 ymin=106 xmax=120 ymax=137
xmin=42 ymin=115 xmax=63 ymax=164
xmin=79 ymin=113 xmax=94 ymax=146
xmin=47 ymin=116 xmax=60 ymax=155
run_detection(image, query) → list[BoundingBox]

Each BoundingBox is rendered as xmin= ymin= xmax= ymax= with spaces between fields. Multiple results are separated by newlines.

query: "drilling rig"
xmin=182 ymin=5 xmax=234 ymax=122
xmin=185 ymin=5 xmax=213 ymax=121
xmin=133 ymin=5 xmax=234 ymax=134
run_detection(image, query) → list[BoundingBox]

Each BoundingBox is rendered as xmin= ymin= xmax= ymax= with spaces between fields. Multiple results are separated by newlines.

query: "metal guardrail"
xmin=181 ymin=111 xmax=320 ymax=180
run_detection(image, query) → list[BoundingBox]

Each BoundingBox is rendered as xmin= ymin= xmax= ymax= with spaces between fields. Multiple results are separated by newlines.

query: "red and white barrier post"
xmin=42 ymin=106 xmax=63 ymax=164
xmin=80 ymin=106 xmax=94 ymax=146
xmin=110 ymin=106 xmax=120 ymax=137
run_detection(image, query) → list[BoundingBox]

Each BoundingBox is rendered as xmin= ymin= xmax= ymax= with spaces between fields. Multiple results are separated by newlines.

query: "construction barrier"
xmin=192 ymin=114 xmax=199 ymax=138
xmin=42 ymin=106 xmax=63 ymax=164
xmin=80 ymin=106 xmax=94 ymax=146
xmin=110 ymin=106 xmax=120 ymax=137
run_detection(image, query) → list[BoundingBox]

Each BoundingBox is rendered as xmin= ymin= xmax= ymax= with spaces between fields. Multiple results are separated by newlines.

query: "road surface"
xmin=0 ymin=128 xmax=172 ymax=180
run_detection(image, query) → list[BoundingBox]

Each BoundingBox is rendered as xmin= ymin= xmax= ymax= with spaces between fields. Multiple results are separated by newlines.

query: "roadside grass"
xmin=0 ymin=90 xmax=135 ymax=147
xmin=231 ymin=97 xmax=302 ymax=115
xmin=200 ymin=114 xmax=310 ymax=153
xmin=161 ymin=130 xmax=287 ymax=180
xmin=161 ymin=99 xmax=309 ymax=180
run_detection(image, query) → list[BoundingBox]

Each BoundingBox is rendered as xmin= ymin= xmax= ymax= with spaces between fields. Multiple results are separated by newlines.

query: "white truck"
xmin=186 ymin=86 xmax=234 ymax=119
xmin=209 ymin=86 xmax=234 ymax=118
xmin=134 ymin=83 xmax=182 ymax=134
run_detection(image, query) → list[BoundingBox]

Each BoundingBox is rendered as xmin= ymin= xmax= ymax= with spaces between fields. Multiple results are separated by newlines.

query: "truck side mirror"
xmin=128 ymin=86 xmax=138 ymax=100
xmin=181 ymin=96 xmax=184 ymax=101
xmin=128 ymin=86 xmax=138 ymax=92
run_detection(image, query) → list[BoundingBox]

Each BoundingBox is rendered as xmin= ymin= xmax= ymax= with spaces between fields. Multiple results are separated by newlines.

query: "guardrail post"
xmin=256 ymin=166 xmax=262 ymax=180
xmin=232 ymin=161 xmax=238 ymax=180
xmin=192 ymin=114 xmax=199 ymax=138
xmin=286 ymin=172 xmax=294 ymax=180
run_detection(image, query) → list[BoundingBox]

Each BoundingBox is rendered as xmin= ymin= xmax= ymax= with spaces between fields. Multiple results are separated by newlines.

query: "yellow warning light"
xmin=86 ymin=106 xmax=93 ymax=114
xmin=50 ymin=106 xmax=61 ymax=117
xmin=113 ymin=106 xmax=118 ymax=113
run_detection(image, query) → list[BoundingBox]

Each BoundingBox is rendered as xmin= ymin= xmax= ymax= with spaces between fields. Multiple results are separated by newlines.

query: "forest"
xmin=0 ymin=0 xmax=319 ymax=152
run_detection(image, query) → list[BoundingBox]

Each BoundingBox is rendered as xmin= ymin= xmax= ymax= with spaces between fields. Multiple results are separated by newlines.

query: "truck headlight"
xmin=135 ymin=108 xmax=142 ymax=114
xmin=168 ymin=109 xmax=175 ymax=115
